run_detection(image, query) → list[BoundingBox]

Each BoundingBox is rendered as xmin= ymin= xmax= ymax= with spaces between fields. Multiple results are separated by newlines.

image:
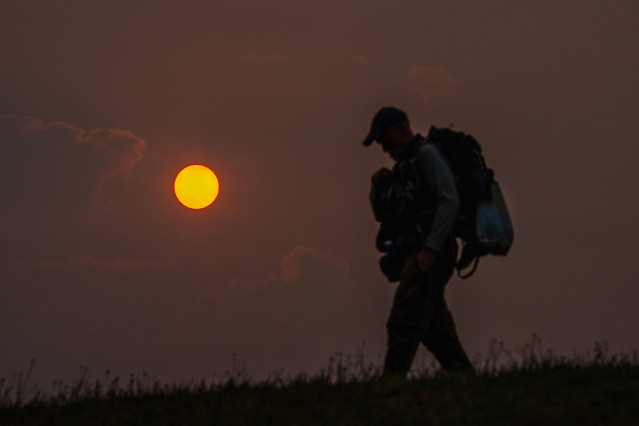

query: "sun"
xmin=174 ymin=165 xmax=219 ymax=209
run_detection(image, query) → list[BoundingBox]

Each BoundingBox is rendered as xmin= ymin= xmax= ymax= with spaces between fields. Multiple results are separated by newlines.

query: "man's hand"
xmin=372 ymin=167 xmax=392 ymax=185
xmin=417 ymin=248 xmax=437 ymax=270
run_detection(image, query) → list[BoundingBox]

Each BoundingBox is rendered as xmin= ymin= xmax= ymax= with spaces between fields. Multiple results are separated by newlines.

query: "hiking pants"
xmin=383 ymin=243 xmax=474 ymax=376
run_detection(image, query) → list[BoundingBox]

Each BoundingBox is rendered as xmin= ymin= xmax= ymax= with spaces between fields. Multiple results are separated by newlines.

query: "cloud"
xmin=1 ymin=253 xmax=176 ymax=282
xmin=188 ymin=246 xmax=365 ymax=376
xmin=406 ymin=66 xmax=459 ymax=103
xmin=0 ymin=115 xmax=146 ymax=209
xmin=36 ymin=254 xmax=175 ymax=275
xmin=0 ymin=115 xmax=151 ymax=265
xmin=226 ymin=246 xmax=350 ymax=289
xmin=1 ymin=245 xmax=370 ymax=384
xmin=0 ymin=258 xmax=28 ymax=281
xmin=241 ymin=51 xmax=288 ymax=64
xmin=209 ymin=246 xmax=355 ymax=316
xmin=355 ymin=54 xmax=370 ymax=75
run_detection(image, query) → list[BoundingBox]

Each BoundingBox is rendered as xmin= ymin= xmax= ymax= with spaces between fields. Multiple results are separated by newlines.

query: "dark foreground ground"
xmin=2 ymin=360 xmax=639 ymax=426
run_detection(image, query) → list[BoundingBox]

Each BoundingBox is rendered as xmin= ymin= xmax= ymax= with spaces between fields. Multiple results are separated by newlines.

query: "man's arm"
xmin=369 ymin=167 xmax=392 ymax=221
xmin=416 ymin=143 xmax=459 ymax=256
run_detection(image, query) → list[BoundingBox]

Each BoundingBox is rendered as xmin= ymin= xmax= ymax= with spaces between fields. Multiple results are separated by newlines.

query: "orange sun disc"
xmin=174 ymin=165 xmax=219 ymax=209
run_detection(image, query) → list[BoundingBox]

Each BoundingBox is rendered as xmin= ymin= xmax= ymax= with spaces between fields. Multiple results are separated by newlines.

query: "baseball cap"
xmin=362 ymin=106 xmax=408 ymax=146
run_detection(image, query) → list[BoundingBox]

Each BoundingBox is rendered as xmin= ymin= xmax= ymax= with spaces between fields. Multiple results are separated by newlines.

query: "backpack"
xmin=427 ymin=126 xmax=514 ymax=278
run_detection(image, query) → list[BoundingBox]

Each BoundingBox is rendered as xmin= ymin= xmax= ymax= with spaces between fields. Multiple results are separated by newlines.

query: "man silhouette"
xmin=364 ymin=106 xmax=474 ymax=377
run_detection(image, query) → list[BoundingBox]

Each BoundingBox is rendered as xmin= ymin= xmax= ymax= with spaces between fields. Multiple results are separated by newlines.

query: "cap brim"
xmin=362 ymin=129 xmax=382 ymax=146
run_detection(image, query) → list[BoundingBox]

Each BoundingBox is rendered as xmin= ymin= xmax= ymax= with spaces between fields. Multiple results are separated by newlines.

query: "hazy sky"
xmin=2 ymin=0 xmax=638 ymax=386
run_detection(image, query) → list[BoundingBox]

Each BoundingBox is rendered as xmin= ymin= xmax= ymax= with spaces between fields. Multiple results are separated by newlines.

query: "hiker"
xmin=363 ymin=106 xmax=474 ymax=377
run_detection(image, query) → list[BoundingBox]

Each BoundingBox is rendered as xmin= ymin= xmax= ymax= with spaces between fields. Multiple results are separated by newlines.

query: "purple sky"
xmin=2 ymin=0 xmax=638 ymax=386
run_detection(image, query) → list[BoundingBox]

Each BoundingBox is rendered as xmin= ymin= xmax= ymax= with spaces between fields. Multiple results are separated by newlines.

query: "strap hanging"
xmin=457 ymin=256 xmax=480 ymax=279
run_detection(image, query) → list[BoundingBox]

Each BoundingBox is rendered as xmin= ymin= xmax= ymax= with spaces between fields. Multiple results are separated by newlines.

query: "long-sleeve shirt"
xmin=370 ymin=135 xmax=459 ymax=253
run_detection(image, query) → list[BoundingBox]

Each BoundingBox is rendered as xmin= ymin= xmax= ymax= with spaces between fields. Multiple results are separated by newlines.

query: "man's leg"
xmin=421 ymin=297 xmax=474 ymax=372
xmin=383 ymin=323 xmax=421 ymax=376
xmin=383 ymin=254 xmax=441 ymax=377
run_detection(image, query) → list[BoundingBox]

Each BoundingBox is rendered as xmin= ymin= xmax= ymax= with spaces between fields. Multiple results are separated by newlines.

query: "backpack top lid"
xmin=426 ymin=126 xmax=486 ymax=175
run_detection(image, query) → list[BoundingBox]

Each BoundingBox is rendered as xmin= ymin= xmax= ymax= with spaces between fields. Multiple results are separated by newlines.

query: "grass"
xmin=2 ymin=337 xmax=639 ymax=425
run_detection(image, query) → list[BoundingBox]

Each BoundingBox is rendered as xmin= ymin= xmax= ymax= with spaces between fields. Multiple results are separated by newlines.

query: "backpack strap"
xmin=457 ymin=256 xmax=480 ymax=279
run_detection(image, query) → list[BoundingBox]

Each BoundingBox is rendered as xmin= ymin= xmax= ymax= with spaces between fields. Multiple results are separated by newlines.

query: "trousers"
xmin=383 ymin=241 xmax=474 ymax=376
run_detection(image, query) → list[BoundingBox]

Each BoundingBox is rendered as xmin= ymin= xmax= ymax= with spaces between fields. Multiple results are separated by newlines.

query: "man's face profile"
xmin=377 ymin=123 xmax=410 ymax=161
